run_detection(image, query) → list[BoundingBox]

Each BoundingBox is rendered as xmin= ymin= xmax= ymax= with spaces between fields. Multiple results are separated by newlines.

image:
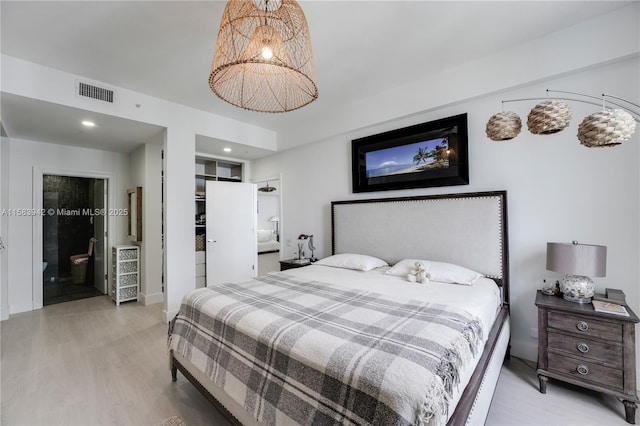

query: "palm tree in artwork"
xmin=432 ymin=138 xmax=456 ymax=162
xmin=432 ymin=144 xmax=448 ymax=161
xmin=413 ymin=147 xmax=430 ymax=166
xmin=412 ymin=138 xmax=455 ymax=170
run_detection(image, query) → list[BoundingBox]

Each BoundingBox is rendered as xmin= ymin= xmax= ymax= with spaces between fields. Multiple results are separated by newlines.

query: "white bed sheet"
xmin=280 ymin=264 xmax=503 ymax=422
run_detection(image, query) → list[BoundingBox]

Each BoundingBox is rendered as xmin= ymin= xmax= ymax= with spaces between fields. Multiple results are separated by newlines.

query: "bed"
xmin=257 ymin=229 xmax=280 ymax=254
xmin=169 ymin=191 xmax=510 ymax=425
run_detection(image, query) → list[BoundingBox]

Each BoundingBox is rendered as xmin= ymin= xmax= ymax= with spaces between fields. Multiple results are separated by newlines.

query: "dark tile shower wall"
xmin=43 ymin=175 xmax=94 ymax=280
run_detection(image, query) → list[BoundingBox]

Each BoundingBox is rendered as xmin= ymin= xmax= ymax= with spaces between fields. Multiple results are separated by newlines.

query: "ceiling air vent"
xmin=77 ymin=81 xmax=114 ymax=103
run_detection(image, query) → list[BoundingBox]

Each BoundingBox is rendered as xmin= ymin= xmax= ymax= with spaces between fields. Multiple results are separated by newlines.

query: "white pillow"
xmin=385 ymin=259 xmax=483 ymax=285
xmin=257 ymin=229 xmax=274 ymax=243
xmin=315 ymin=253 xmax=388 ymax=272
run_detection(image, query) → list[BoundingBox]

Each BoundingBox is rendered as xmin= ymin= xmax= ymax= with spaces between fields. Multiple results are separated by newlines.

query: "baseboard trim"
xmin=163 ymin=308 xmax=179 ymax=324
xmin=9 ymin=302 xmax=36 ymax=316
xmin=140 ymin=291 xmax=163 ymax=305
xmin=510 ymin=337 xmax=538 ymax=363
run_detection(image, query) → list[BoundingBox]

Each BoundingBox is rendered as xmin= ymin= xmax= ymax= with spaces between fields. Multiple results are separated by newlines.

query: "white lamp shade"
xmin=546 ymin=242 xmax=606 ymax=277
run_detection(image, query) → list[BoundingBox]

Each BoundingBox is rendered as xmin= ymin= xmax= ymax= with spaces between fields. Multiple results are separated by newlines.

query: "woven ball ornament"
xmin=527 ymin=100 xmax=572 ymax=135
xmin=577 ymin=109 xmax=636 ymax=148
xmin=486 ymin=112 xmax=522 ymax=141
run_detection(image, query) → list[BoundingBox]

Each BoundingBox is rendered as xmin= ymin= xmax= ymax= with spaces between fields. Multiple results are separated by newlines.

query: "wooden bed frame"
xmin=170 ymin=190 xmax=510 ymax=425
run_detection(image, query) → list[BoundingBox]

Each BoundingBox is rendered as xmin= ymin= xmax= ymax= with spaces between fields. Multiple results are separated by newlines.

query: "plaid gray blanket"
xmin=168 ymin=273 xmax=483 ymax=426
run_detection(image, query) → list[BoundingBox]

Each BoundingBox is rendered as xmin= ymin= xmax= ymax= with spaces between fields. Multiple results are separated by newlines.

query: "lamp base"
xmin=562 ymin=293 xmax=592 ymax=304
xmin=559 ymin=274 xmax=595 ymax=304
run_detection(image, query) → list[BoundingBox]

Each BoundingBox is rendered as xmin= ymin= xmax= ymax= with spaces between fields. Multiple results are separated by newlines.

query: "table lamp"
xmin=546 ymin=241 xmax=607 ymax=303
xmin=269 ymin=216 xmax=280 ymax=241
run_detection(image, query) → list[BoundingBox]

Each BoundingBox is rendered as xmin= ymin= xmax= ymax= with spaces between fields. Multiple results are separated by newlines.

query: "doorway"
xmin=256 ymin=178 xmax=281 ymax=275
xmin=42 ymin=175 xmax=107 ymax=305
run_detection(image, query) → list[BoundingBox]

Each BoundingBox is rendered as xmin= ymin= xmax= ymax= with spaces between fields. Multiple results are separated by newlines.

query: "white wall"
xmin=5 ymin=138 xmax=130 ymax=314
xmin=130 ymin=134 xmax=164 ymax=305
xmin=142 ymin=138 xmax=164 ymax=304
xmin=276 ymin=4 xmax=640 ymax=151
xmin=1 ymin=54 xmax=276 ymax=321
xmin=1 ymin=2 xmax=637 ymax=328
xmin=251 ymin=57 xmax=640 ymax=364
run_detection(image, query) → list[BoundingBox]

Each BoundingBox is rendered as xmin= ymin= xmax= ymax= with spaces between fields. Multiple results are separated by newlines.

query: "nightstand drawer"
xmin=548 ymin=332 xmax=622 ymax=368
xmin=549 ymin=312 xmax=622 ymax=342
xmin=548 ymin=352 xmax=623 ymax=390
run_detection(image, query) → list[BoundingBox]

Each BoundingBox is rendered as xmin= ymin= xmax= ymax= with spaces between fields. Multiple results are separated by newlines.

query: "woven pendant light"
xmin=527 ymin=100 xmax=572 ymax=134
xmin=577 ymin=109 xmax=636 ymax=148
xmin=486 ymin=111 xmax=522 ymax=141
xmin=209 ymin=0 xmax=318 ymax=113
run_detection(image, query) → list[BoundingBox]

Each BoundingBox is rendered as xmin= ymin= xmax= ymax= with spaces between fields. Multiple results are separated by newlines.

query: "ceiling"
xmin=1 ymin=93 xmax=164 ymax=153
xmin=0 ymin=1 xmax=632 ymax=157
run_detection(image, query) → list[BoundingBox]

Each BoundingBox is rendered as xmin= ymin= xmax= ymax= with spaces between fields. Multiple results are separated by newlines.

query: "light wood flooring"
xmin=1 ymin=296 xmax=634 ymax=425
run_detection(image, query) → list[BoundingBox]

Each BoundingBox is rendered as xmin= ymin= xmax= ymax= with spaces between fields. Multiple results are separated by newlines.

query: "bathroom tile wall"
xmin=43 ymin=175 xmax=95 ymax=281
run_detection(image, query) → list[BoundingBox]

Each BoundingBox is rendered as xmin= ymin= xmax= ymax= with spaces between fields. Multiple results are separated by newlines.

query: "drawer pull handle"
xmin=577 ymin=343 xmax=590 ymax=353
xmin=576 ymin=321 xmax=589 ymax=332
xmin=576 ymin=365 xmax=589 ymax=375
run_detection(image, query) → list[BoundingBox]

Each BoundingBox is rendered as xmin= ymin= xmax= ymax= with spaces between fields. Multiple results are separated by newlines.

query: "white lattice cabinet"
xmin=112 ymin=245 xmax=139 ymax=305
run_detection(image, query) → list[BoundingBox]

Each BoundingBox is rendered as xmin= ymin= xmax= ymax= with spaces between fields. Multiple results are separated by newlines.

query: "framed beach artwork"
xmin=351 ymin=114 xmax=469 ymax=193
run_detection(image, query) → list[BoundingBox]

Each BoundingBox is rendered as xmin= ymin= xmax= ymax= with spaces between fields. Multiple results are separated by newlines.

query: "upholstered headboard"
xmin=331 ymin=191 xmax=509 ymax=305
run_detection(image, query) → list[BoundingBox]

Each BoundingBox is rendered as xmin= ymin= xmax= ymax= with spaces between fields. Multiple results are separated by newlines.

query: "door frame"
xmin=253 ymin=174 xmax=283 ymax=259
xmin=32 ymin=167 xmax=114 ymax=310
xmin=0 ymin=137 xmax=9 ymax=320
xmin=92 ymin=179 xmax=108 ymax=294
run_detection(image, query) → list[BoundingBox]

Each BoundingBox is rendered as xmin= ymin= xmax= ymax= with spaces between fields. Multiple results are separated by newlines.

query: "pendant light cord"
xmin=264 ymin=0 xmax=269 ymax=26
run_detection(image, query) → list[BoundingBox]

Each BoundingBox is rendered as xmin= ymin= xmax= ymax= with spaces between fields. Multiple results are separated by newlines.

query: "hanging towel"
xmin=88 ymin=238 xmax=97 ymax=257
xmin=71 ymin=255 xmax=88 ymax=265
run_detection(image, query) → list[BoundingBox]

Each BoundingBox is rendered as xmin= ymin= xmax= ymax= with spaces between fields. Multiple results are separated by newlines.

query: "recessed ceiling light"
xmin=82 ymin=121 xmax=95 ymax=127
xmin=223 ymin=147 xmax=232 ymax=152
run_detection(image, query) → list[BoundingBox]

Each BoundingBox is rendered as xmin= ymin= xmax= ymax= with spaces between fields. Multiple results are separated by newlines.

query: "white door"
xmin=206 ymin=181 xmax=257 ymax=286
xmin=93 ymin=179 xmax=107 ymax=294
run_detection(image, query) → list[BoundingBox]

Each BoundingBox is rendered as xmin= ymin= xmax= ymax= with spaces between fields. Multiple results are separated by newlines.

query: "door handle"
xmin=207 ymin=239 xmax=216 ymax=243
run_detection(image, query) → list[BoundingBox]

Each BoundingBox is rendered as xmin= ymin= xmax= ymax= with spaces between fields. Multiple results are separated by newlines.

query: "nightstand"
xmin=536 ymin=291 xmax=640 ymax=423
xmin=279 ymin=259 xmax=311 ymax=271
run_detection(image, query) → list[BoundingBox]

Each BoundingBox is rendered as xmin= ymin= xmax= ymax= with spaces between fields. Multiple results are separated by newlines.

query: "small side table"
xmin=536 ymin=291 xmax=640 ymax=423
xmin=279 ymin=259 xmax=311 ymax=271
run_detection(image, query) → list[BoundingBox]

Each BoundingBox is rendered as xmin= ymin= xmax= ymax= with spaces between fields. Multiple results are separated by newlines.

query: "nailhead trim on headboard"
xmin=331 ymin=191 xmax=509 ymax=307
